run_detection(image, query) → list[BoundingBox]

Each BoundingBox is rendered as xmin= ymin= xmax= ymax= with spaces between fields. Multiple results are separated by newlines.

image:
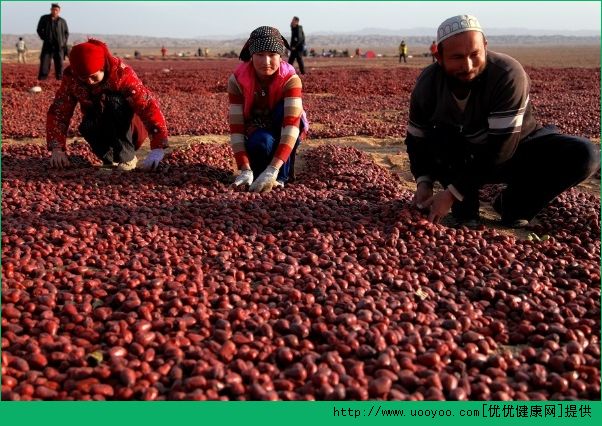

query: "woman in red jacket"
xmin=47 ymin=39 xmax=168 ymax=171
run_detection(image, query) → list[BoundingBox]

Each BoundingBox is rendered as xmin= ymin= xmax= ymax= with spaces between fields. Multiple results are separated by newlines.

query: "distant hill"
xmin=2 ymin=32 xmax=599 ymax=56
xmin=346 ymin=27 xmax=600 ymax=37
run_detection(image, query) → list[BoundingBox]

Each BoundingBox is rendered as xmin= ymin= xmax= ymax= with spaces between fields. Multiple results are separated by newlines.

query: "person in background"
xmin=36 ymin=3 xmax=69 ymax=80
xmin=398 ymin=40 xmax=408 ymax=63
xmin=16 ymin=37 xmax=28 ymax=64
xmin=47 ymin=39 xmax=169 ymax=171
xmin=228 ymin=26 xmax=308 ymax=193
xmin=288 ymin=16 xmax=306 ymax=74
xmin=429 ymin=40 xmax=437 ymax=63
xmin=406 ymin=14 xmax=599 ymax=228
xmin=161 ymin=46 xmax=167 ymax=58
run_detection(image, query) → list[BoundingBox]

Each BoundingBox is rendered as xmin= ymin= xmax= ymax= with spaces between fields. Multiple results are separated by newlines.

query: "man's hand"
xmin=424 ymin=189 xmax=456 ymax=224
xmin=249 ymin=165 xmax=279 ymax=193
xmin=233 ymin=169 xmax=253 ymax=187
xmin=413 ymin=181 xmax=434 ymax=210
xmin=50 ymin=149 xmax=70 ymax=169
xmin=140 ymin=148 xmax=164 ymax=171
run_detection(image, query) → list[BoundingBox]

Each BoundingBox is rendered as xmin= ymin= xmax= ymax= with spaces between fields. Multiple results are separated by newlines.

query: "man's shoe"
xmin=452 ymin=216 xmax=481 ymax=229
xmin=492 ymin=193 xmax=503 ymax=215
xmin=501 ymin=218 xmax=530 ymax=229
xmin=451 ymin=201 xmax=480 ymax=229
xmin=492 ymin=193 xmax=530 ymax=228
xmin=117 ymin=155 xmax=138 ymax=171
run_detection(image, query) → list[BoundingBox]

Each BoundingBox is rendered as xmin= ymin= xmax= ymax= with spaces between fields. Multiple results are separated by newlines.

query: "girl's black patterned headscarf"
xmin=239 ymin=26 xmax=290 ymax=61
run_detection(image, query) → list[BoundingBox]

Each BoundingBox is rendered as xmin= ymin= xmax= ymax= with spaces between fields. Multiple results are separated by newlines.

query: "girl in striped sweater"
xmin=229 ymin=26 xmax=308 ymax=193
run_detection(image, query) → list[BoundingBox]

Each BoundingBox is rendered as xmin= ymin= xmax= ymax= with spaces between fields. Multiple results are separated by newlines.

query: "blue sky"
xmin=2 ymin=1 xmax=600 ymax=38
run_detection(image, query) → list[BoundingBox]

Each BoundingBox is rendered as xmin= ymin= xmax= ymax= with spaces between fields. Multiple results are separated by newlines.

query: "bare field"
xmin=2 ymin=44 xmax=600 ymax=68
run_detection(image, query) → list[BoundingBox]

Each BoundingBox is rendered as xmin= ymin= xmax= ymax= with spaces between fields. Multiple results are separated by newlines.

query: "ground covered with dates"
xmin=1 ymin=59 xmax=600 ymax=401
xmin=1 ymin=60 xmax=600 ymax=140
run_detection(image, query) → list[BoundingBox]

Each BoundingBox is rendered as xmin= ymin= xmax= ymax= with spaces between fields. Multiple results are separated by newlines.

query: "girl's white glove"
xmin=249 ymin=165 xmax=279 ymax=193
xmin=233 ymin=169 xmax=254 ymax=187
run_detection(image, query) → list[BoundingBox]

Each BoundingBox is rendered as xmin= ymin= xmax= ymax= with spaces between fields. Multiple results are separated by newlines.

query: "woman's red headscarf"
xmin=68 ymin=39 xmax=111 ymax=78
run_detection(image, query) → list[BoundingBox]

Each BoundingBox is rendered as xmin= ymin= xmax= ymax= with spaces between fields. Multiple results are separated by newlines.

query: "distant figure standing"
xmin=197 ymin=47 xmax=203 ymax=57
xmin=16 ymin=37 xmax=28 ymax=63
xmin=289 ymin=16 xmax=306 ymax=74
xmin=36 ymin=3 xmax=69 ymax=80
xmin=161 ymin=46 xmax=167 ymax=58
xmin=429 ymin=40 xmax=437 ymax=62
xmin=204 ymin=48 xmax=210 ymax=57
xmin=398 ymin=40 xmax=408 ymax=63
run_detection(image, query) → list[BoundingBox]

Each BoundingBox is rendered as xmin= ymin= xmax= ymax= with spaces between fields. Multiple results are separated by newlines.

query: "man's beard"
xmin=446 ymin=73 xmax=477 ymax=89
xmin=441 ymin=54 xmax=487 ymax=89
xmin=444 ymin=66 xmax=486 ymax=92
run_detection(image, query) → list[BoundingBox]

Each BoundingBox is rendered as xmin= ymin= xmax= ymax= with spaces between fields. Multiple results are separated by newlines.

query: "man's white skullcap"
xmin=437 ymin=14 xmax=484 ymax=44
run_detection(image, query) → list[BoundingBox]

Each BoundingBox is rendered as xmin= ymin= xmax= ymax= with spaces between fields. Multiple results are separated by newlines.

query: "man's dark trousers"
xmin=428 ymin=125 xmax=600 ymax=222
xmin=38 ymin=45 xmax=64 ymax=80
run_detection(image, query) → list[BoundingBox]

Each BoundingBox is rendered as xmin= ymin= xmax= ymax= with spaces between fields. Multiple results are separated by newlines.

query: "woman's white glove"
xmin=50 ymin=149 xmax=71 ymax=169
xmin=233 ymin=169 xmax=254 ymax=187
xmin=141 ymin=148 xmax=164 ymax=170
xmin=249 ymin=165 xmax=279 ymax=193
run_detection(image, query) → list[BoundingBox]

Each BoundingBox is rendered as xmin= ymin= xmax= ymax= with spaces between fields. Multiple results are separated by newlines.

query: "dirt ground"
xmin=4 ymin=134 xmax=599 ymax=241
xmin=2 ymin=44 xmax=600 ymax=68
